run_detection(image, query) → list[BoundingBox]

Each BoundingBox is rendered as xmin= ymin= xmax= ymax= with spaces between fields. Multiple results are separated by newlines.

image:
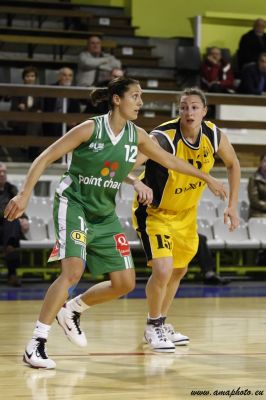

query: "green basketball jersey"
xmin=56 ymin=113 xmax=138 ymax=221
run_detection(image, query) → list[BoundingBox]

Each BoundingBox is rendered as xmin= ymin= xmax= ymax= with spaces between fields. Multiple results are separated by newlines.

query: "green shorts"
xmin=48 ymin=195 xmax=134 ymax=277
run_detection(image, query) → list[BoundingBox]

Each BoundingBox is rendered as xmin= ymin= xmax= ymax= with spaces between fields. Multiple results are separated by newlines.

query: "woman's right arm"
xmin=4 ymin=120 xmax=95 ymax=221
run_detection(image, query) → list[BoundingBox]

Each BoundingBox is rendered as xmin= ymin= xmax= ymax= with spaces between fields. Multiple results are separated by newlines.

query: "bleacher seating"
xmin=213 ymin=218 xmax=260 ymax=250
xmin=47 ymin=216 xmax=56 ymax=241
xmin=248 ymin=218 xmax=266 ymax=249
xmin=21 ymin=216 xmax=53 ymax=248
xmin=26 ymin=196 xmax=53 ymax=223
xmin=0 ymin=175 xmax=261 ymax=279
xmin=197 ymin=218 xmax=224 ymax=249
xmin=1 ymin=1 xmax=266 ymax=281
xmin=197 ymin=200 xmax=217 ymax=222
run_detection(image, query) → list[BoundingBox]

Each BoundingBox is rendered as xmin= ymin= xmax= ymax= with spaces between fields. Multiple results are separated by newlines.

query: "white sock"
xmin=33 ymin=320 xmax=51 ymax=339
xmin=148 ymin=314 xmax=161 ymax=320
xmin=67 ymin=295 xmax=90 ymax=313
xmin=147 ymin=314 xmax=161 ymax=325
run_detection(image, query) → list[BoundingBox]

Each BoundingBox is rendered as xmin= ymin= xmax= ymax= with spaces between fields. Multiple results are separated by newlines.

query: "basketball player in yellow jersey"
xmin=132 ymin=87 xmax=241 ymax=353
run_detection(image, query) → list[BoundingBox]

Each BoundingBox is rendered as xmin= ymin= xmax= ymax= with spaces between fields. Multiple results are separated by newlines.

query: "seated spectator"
xmin=248 ymin=153 xmax=266 ymax=265
xmin=248 ymin=154 xmax=266 ymax=218
xmin=200 ymin=47 xmax=234 ymax=93
xmin=237 ymin=52 xmax=266 ymax=95
xmin=84 ymin=68 xmax=125 ymax=115
xmin=97 ymin=67 xmax=124 ymax=87
xmin=237 ymin=18 xmax=266 ymax=71
xmin=43 ymin=67 xmax=80 ymax=137
xmin=76 ymin=35 xmax=121 ymax=87
xmin=194 ymin=233 xmax=230 ymax=285
xmin=0 ymin=162 xmax=29 ymax=286
xmin=9 ymin=66 xmax=43 ymax=160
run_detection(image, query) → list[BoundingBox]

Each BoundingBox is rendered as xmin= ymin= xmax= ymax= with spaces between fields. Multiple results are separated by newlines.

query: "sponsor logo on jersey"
xmin=78 ymin=161 xmax=121 ymax=190
xmin=101 ymin=160 xmax=119 ymax=178
xmin=79 ymin=174 xmax=121 ymax=189
xmin=70 ymin=230 xmax=86 ymax=246
xmin=174 ymin=180 xmax=205 ymax=194
xmin=48 ymin=240 xmax=60 ymax=261
xmin=114 ymin=233 xmax=130 ymax=257
xmin=88 ymin=142 xmax=105 ymax=152
xmin=203 ymin=147 xmax=209 ymax=158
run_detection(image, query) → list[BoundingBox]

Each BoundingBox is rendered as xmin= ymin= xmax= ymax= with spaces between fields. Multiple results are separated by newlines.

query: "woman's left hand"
xmin=133 ymin=180 xmax=153 ymax=205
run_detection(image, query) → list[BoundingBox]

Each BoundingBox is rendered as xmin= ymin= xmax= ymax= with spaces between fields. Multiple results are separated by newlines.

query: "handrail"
xmin=0 ymin=35 xmax=117 ymax=49
xmin=0 ymin=5 xmax=93 ymax=18
xmin=1 ymin=112 xmax=266 ymax=131
xmin=1 ymin=84 xmax=266 ymax=106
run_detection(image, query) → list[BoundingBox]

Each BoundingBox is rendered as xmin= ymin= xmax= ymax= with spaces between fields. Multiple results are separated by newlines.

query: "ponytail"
xmin=90 ymin=77 xmax=139 ymax=111
xmin=90 ymin=88 xmax=109 ymax=106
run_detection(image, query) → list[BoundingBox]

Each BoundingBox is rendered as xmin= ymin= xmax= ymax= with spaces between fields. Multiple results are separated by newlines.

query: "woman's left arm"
xmin=217 ymin=132 xmax=241 ymax=230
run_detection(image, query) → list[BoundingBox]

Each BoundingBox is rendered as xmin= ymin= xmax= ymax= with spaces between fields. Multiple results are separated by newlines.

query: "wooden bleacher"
xmin=0 ymin=34 xmax=160 ymax=68
xmin=0 ymin=4 xmax=137 ymax=36
xmin=0 ymin=84 xmax=266 ymax=167
xmin=0 ymin=0 xmax=177 ymax=90
xmin=0 ymin=34 xmax=117 ymax=59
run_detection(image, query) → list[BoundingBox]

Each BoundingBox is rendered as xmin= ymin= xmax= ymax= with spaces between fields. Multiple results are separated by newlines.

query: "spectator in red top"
xmin=200 ymin=47 xmax=235 ymax=93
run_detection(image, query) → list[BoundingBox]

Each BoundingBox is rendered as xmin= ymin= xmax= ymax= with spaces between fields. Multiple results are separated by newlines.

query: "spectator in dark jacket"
xmin=200 ymin=47 xmax=234 ymax=93
xmin=237 ymin=18 xmax=266 ymax=71
xmin=0 ymin=162 xmax=29 ymax=286
xmin=9 ymin=66 xmax=43 ymax=160
xmin=248 ymin=153 xmax=266 ymax=265
xmin=237 ymin=52 xmax=266 ymax=95
xmin=248 ymin=153 xmax=266 ymax=218
xmin=43 ymin=67 xmax=80 ymax=137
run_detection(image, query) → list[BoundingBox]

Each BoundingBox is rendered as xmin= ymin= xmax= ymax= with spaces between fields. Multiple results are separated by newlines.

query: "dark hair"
xmin=87 ymin=34 xmax=103 ymax=41
xmin=258 ymin=153 xmax=266 ymax=174
xmin=178 ymin=87 xmax=207 ymax=107
xmin=22 ymin=66 xmax=38 ymax=79
xmin=90 ymin=77 xmax=139 ymax=110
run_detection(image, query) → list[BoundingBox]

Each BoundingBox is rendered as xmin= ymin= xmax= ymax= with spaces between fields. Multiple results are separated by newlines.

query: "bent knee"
xmin=173 ymin=266 xmax=188 ymax=280
xmin=113 ymin=278 xmax=136 ymax=296
xmin=61 ymin=270 xmax=83 ymax=287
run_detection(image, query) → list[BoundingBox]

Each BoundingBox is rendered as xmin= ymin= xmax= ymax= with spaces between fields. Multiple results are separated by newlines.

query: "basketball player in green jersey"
xmin=131 ymin=87 xmax=240 ymax=353
xmin=5 ymin=79 xmax=227 ymax=369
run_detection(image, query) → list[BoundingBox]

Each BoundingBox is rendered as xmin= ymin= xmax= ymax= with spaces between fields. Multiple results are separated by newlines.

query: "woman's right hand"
xmin=4 ymin=194 xmax=29 ymax=221
xmin=206 ymin=176 xmax=227 ymax=201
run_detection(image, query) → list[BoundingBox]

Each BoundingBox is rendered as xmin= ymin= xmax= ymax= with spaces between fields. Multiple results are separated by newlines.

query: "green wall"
xmin=72 ymin=0 xmax=266 ymax=39
xmin=201 ymin=12 xmax=266 ymax=55
xmin=130 ymin=0 xmax=266 ymax=38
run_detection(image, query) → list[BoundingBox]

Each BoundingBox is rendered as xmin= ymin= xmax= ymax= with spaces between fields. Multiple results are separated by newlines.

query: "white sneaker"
xmin=23 ymin=338 xmax=56 ymax=369
xmin=163 ymin=323 xmax=189 ymax=346
xmin=144 ymin=324 xmax=175 ymax=353
xmin=56 ymin=305 xmax=87 ymax=347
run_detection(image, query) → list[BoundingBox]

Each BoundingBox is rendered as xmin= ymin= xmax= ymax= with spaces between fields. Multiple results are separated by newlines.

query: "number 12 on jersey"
xmin=124 ymin=145 xmax=137 ymax=163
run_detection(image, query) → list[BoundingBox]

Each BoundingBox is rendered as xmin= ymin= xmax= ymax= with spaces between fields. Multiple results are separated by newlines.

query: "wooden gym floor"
xmin=0 ymin=296 xmax=265 ymax=400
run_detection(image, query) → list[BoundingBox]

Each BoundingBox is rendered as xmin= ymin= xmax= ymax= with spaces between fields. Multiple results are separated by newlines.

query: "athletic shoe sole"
xmin=143 ymin=335 xmax=176 ymax=353
xmin=173 ymin=339 xmax=190 ymax=346
xmin=23 ymin=353 xmax=55 ymax=369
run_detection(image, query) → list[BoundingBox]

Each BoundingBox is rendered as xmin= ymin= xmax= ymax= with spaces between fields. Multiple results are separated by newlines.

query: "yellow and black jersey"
xmin=141 ymin=117 xmax=221 ymax=212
